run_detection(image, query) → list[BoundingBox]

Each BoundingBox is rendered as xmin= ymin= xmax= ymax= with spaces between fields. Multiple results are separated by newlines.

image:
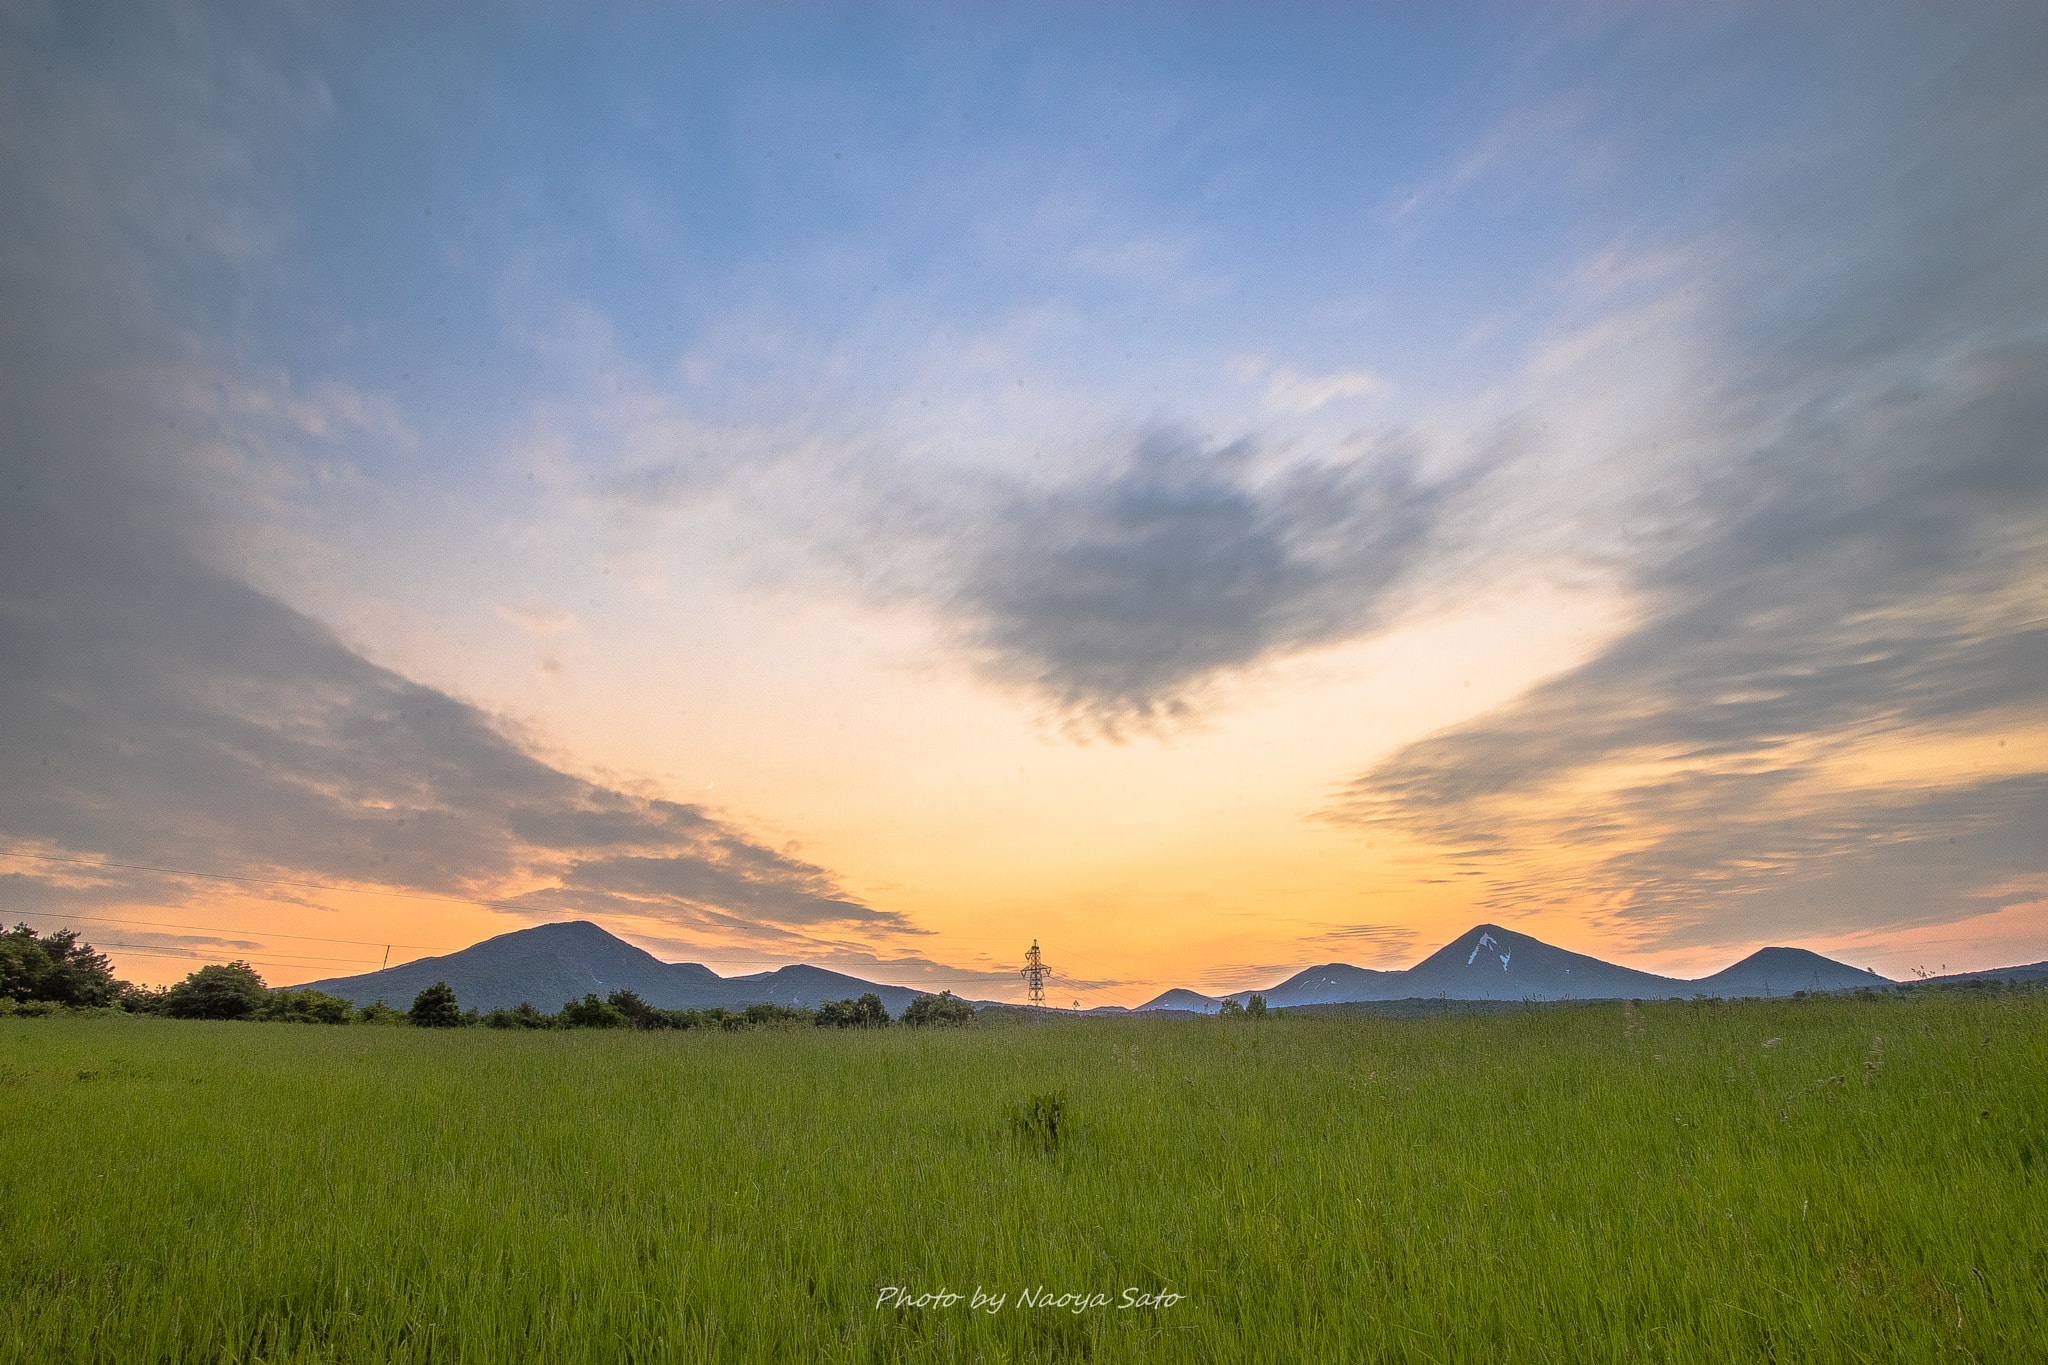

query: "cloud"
xmin=496 ymin=603 xmax=577 ymax=637
xmin=1301 ymin=924 xmax=1419 ymax=958
xmin=1261 ymin=366 xmax=1389 ymax=415
xmin=91 ymin=932 xmax=265 ymax=954
xmin=1326 ymin=6 xmax=2048 ymax=951
xmin=943 ymin=431 xmax=1465 ymax=732
xmin=1 ymin=542 xmax=915 ymax=937
xmin=0 ymin=7 xmax=908 ymax=952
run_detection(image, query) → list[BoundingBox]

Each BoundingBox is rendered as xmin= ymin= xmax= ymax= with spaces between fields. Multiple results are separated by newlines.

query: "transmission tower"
xmin=1020 ymin=939 xmax=1053 ymax=1007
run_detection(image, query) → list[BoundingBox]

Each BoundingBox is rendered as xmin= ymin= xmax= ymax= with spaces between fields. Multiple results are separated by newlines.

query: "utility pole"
xmin=1020 ymin=939 xmax=1052 ymax=1008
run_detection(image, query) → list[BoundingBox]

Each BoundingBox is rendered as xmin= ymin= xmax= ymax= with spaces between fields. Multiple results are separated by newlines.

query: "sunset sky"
xmin=4 ymin=2 xmax=2044 ymax=1005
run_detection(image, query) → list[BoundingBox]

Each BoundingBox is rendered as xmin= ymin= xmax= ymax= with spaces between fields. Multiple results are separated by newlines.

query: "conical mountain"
xmin=1134 ymin=987 xmax=1224 ymax=1012
xmin=1398 ymin=924 xmax=1681 ymax=1001
xmin=1139 ymin=923 xmax=1892 ymax=1008
xmin=296 ymin=921 xmax=926 ymax=1014
xmin=1690 ymin=946 xmax=1886 ymax=996
xmin=1229 ymin=963 xmax=1398 ymax=1008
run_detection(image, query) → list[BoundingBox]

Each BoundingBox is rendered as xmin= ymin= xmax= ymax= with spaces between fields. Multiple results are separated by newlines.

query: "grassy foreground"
xmin=3 ymin=990 xmax=2043 ymax=1363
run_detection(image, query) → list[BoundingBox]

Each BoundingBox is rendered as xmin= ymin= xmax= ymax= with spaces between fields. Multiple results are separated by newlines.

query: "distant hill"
xmin=1135 ymin=923 xmax=1891 ymax=1010
xmin=1249 ymin=963 xmax=1400 ymax=1008
xmin=1136 ymin=964 xmax=1398 ymax=1012
xmin=296 ymin=921 xmax=931 ymax=1014
xmin=1134 ymin=988 xmax=1224 ymax=1012
xmin=1690 ymin=946 xmax=1888 ymax=997
xmin=1901 ymin=960 xmax=2048 ymax=989
xmin=302 ymin=917 xmax=1914 ymax=1018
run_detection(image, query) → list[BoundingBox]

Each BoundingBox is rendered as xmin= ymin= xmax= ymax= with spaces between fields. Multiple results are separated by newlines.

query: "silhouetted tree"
xmin=163 ymin=962 xmax=269 ymax=1020
xmin=1217 ymin=998 xmax=1246 ymax=1018
xmin=902 ymin=991 xmax=975 ymax=1026
xmin=0 ymin=929 xmax=50 ymax=1003
xmin=409 ymin=981 xmax=464 ymax=1027
xmin=1 ymin=924 xmax=125 ymax=1007
xmin=116 ymin=983 xmax=166 ymax=1014
xmin=1247 ymin=994 xmax=1268 ymax=1019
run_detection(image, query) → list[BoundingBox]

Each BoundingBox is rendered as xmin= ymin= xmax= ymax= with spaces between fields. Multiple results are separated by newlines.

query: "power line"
xmin=8 ymin=850 xmax=1175 ymax=1008
xmin=92 ymin=941 xmax=384 ymax=969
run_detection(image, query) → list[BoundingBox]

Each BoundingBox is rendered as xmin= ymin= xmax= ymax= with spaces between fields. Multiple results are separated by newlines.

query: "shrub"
xmin=1007 ymin=1089 xmax=1068 ymax=1153
xmin=260 ymin=988 xmax=356 ymax=1024
xmin=483 ymin=1001 xmax=554 ymax=1029
xmin=606 ymin=989 xmax=659 ymax=1028
xmin=743 ymin=1001 xmax=805 ymax=1027
xmin=902 ymin=991 xmax=976 ymax=1026
xmin=409 ymin=982 xmax=464 ymax=1028
xmin=816 ymin=993 xmax=891 ymax=1028
xmin=559 ymin=993 xmax=630 ymax=1029
xmin=1218 ymin=999 xmax=1246 ymax=1018
xmin=117 ymin=983 xmax=166 ymax=1014
xmin=355 ymin=999 xmax=409 ymax=1025
xmin=162 ymin=962 xmax=269 ymax=1020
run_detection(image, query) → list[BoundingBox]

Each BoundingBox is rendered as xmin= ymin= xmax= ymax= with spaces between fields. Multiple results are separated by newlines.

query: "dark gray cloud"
xmin=1328 ymin=7 xmax=2048 ymax=949
xmin=950 ymin=433 xmax=1460 ymax=731
xmin=612 ymin=424 xmax=1469 ymax=736
xmin=0 ymin=7 xmax=903 ymax=948
xmin=0 ymin=545 xmax=912 ymax=937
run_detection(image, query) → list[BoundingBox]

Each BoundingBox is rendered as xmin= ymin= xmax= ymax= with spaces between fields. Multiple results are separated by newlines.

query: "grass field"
xmin=3 ymin=988 xmax=2043 ymax=1363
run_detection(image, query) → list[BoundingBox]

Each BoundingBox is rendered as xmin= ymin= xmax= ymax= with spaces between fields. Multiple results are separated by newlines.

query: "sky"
xmin=3 ymin=1 xmax=2044 ymax=1004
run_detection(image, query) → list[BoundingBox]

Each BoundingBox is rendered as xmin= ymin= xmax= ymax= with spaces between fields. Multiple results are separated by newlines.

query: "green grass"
xmin=3 ymin=989 xmax=2044 ymax=1363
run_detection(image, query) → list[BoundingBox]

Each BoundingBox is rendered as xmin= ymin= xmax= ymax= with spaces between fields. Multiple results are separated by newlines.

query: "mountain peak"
xmin=297 ymin=920 xmax=930 ymax=1013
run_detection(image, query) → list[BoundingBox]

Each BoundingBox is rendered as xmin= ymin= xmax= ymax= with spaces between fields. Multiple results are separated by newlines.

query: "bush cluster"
xmin=483 ymin=987 xmax=974 ymax=1031
xmin=0 ymin=924 xmax=979 ymax=1033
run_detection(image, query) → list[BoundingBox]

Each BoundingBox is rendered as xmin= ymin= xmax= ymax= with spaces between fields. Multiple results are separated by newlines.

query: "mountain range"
xmin=297 ymin=921 xmax=932 ymax=1015
xmin=1136 ymin=924 xmax=1893 ymax=1011
xmin=293 ymin=919 xmax=2043 ymax=1016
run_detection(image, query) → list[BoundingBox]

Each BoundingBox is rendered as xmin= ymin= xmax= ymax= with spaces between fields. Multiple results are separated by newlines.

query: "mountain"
xmin=1138 ymin=923 xmax=1892 ymax=1009
xmin=1252 ymin=962 xmax=1401 ymax=1007
xmin=714 ymin=963 xmax=928 ymax=1015
xmin=296 ymin=921 xmax=929 ymax=1014
xmin=1134 ymin=987 xmax=1223 ymax=1012
xmin=1393 ymin=925 xmax=1681 ymax=1001
xmin=1136 ymin=965 xmax=1399 ymax=1011
xmin=1690 ymin=946 xmax=1887 ymax=997
xmin=303 ymin=918 xmax=1905 ymax=1017
xmin=1904 ymin=960 xmax=2048 ymax=989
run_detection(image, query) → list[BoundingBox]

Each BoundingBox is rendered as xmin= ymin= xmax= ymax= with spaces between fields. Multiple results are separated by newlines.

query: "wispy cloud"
xmin=1261 ymin=366 xmax=1389 ymax=415
xmin=1300 ymin=924 xmax=1419 ymax=959
xmin=0 ymin=13 xmax=913 ymax=957
xmin=1326 ymin=8 xmax=2048 ymax=951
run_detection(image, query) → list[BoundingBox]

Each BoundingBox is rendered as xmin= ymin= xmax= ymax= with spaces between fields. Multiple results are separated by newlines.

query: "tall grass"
xmin=3 ymin=989 xmax=2042 ymax=1362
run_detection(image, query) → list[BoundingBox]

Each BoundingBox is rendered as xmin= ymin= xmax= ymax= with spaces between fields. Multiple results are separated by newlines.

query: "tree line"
xmin=1 ymin=923 xmax=978 ymax=1029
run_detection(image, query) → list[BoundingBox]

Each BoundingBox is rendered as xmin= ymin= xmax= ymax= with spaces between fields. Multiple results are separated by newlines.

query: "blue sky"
xmin=4 ymin=1 xmax=2044 ymax=996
